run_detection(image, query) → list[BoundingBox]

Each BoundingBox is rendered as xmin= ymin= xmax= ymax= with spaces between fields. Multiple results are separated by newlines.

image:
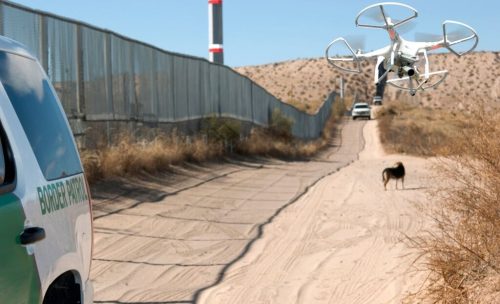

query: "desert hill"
xmin=235 ymin=52 xmax=500 ymax=112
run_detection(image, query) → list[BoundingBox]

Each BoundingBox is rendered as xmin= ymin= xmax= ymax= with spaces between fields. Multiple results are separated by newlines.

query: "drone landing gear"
xmin=407 ymin=76 xmax=431 ymax=96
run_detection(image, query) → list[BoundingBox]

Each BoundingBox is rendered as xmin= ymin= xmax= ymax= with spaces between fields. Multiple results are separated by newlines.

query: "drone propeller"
xmin=447 ymin=28 xmax=476 ymax=41
xmin=415 ymin=28 xmax=472 ymax=42
xmin=364 ymin=6 xmax=385 ymax=23
xmin=355 ymin=2 xmax=418 ymax=29
xmin=364 ymin=7 xmax=416 ymax=33
xmin=345 ymin=35 xmax=366 ymax=51
xmin=396 ymin=21 xmax=417 ymax=34
xmin=415 ymin=32 xmax=441 ymax=42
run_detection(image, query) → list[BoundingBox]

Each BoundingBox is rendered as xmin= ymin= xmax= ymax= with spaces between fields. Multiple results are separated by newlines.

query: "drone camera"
xmin=398 ymin=66 xmax=415 ymax=78
xmin=404 ymin=66 xmax=415 ymax=77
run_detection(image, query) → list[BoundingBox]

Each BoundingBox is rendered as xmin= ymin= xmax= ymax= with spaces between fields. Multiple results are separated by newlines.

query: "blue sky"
xmin=8 ymin=0 xmax=499 ymax=67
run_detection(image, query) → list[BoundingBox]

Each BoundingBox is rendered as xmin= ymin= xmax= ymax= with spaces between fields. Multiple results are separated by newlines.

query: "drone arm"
xmin=327 ymin=57 xmax=358 ymax=62
xmin=379 ymin=5 xmax=389 ymax=28
xmin=393 ymin=15 xmax=418 ymax=28
xmin=374 ymin=56 xmax=384 ymax=84
xmin=419 ymin=21 xmax=478 ymax=55
xmin=325 ymin=37 xmax=362 ymax=73
xmin=390 ymin=42 xmax=397 ymax=66
xmin=387 ymin=70 xmax=448 ymax=83
xmin=421 ymin=41 xmax=445 ymax=52
xmin=357 ymin=44 xmax=391 ymax=60
xmin=422 ymin=49 xmax=429 ymax=80
xmin=442 ymin=20 xmax=479 ymax=56
xmin=408 ymin=77 xmax=415 ymax=95
xmin=447 ymin=35 xmax=476 ymax=47
xmin=325 ymin=38 xmax=391 ymax=73
xmin=372 ymin=43 xmax=397 ymax=84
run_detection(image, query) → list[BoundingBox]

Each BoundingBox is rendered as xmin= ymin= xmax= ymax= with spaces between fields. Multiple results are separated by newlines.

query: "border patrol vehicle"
xmin=0 ymin=36 xmax=93 ymax=303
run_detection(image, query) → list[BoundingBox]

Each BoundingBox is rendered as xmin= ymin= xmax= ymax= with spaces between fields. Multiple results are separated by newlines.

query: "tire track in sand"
xmin=91 ymin=121 xmax=366 ymax=304
xmin=199 ymin=120 xmax=433 ymax=304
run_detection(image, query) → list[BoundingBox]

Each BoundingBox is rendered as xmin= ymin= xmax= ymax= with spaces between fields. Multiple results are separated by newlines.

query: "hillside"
xmin=235 ymin=52 xmax=500 ymax=112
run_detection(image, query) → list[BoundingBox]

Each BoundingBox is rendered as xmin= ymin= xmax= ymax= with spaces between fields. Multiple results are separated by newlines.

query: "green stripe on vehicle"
xmin=0 ymin=193 xmax=41 ymax=303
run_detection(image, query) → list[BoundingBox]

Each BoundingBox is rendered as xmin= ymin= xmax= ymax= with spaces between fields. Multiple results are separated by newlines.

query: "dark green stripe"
xmin=0 ymin=193 xmax=41 ymax=303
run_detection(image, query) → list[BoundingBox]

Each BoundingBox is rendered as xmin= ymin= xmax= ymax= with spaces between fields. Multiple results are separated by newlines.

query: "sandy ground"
xmin=199 ymin=120 xmax=433 ymax=304
xmin=91 ymin=119 xmax=434 ymax=304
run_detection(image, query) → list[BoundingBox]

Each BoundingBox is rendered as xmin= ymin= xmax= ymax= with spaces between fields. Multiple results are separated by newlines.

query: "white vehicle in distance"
xmin=0 ymin=36 xmax=93 ymax=303
xmin=351 ymin=102 xmax=372 ymax=120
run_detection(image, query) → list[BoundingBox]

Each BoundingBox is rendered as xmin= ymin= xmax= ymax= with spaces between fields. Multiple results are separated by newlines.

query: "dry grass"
xmin=237 ymin=101 xmax=345 ymax=159
xmin=236 ymin=127 xmax=322 ymax=159
xmin=377 ymin=100 xmax=470 ymax=156
xmin=82 ymin=101 xmax=344 ymax=184
xmin=377 ymin=100 xmax=500 ymax=302
xmin=405 ymin=110 xmax=500 ymax=303
xmin=81 ymin=132 xmax=223 ymax=183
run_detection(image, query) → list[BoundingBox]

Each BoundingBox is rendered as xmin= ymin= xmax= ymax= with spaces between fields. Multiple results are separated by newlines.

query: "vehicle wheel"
xmin=352 ymin=116 xmax=356 ymax=120
xmin=43 ymin=272 xmax=81 ymax=304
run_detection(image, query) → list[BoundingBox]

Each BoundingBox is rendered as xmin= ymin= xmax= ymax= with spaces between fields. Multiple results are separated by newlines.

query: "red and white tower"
xmin=208 ymin=0 xmax=223 ymax=64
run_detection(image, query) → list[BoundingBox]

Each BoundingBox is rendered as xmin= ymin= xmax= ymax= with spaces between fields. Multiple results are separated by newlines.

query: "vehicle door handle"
xmin=20 ymin=227 xmax=46 ymax=245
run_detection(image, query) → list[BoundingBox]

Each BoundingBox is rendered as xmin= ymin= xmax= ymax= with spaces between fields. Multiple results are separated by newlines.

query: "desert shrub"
xmin=82 ymin=103 xmax=341 ymax=184
xmin=269 ymin=108 xmax=294 ymax=139
xmin=202 ymin=115 xmax=241 ymax=145
xmin=236 ymin=127 xmax=322 ymax=159
xmin=332 ymin=98 xmax=347 ymax=121
xmin=408 ymin=111 xmax=500 ymax=303
xmin=238 ymin=99 xmax=343 ymax=159
xmin=377 ymin=101 xmax=469 ymax=156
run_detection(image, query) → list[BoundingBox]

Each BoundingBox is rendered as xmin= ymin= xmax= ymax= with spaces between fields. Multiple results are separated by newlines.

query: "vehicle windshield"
xmin=354 ymin=104 xmax=369 ymax=109
xmin=0 ymin=51 xmax=82 ymax=180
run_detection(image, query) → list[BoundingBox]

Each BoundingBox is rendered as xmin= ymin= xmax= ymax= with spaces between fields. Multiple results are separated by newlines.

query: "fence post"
xmin=104 ymin=33 xmax=114 ymax=117
xmin=39 ymin=14 xmax=48 ymax=72
xmin=217 ymin=66 xmax=222 ymax=118
xmin=75 ymin=25 xmax=87 ymax=148
xmin=130 ymin=44 xmax=139 ymax=122
xmin=169 ymin=53 xmax=175 ymax=123
xmin=104 ymin=32 xmax=114 ymax=144
xmin=152 ymin=50 xmax=159 ymax=126
xmin=155 ymin=50 xmax=161 ymax=125
xmin=250 ymin=82 xmax=254 ymax=125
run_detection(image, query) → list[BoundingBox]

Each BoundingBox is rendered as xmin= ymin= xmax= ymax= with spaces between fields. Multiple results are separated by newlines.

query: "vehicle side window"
xmin=0 ymin=51 xmax=82 ymax=181
xmin=0 ymin=139 xmax=5 ymax=185
xmin=0 ymin=122 xmax=16 ymax=193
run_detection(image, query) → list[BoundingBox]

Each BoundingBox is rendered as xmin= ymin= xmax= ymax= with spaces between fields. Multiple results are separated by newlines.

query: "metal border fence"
xmin=0 ymin=0 xmax=336 ymax=144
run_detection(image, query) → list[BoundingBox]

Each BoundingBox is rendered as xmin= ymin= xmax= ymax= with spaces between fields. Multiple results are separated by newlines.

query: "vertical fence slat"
xmin=156 ymin=51 xmax=174 ymax=122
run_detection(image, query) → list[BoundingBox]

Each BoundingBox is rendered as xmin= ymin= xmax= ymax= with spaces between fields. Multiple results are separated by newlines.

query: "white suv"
xmin=0 ymin=36 xmax=93 ymax=303
xmin=351 ymin=102 xmax=372 ymax=120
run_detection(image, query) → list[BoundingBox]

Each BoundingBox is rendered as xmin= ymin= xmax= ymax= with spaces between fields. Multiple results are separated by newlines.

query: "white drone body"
xmin=325 ymin=2 xmax=479 ymax=96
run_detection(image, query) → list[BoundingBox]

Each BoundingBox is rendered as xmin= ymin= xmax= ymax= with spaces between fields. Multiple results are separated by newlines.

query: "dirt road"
xmin=91 ymin=120 xmax=432 ymax=303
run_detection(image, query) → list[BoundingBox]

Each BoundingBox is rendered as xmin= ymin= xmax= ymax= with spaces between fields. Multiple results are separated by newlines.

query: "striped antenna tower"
xmin=208 ymin=0 xmax=223 ymax=64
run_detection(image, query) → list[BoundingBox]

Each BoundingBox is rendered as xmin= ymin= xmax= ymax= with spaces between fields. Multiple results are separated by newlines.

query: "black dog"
xmin=382 ymin=162 xmax=405 ymax=190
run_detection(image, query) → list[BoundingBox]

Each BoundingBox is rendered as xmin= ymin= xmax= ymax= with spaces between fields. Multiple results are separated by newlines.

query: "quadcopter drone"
xmin=325 ymin=2 xmax=479 ymax=96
